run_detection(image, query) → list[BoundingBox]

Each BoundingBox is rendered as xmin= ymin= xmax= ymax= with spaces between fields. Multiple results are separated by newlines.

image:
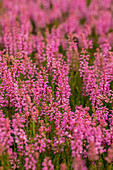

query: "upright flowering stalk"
xmin=79 ymin=48 xmax=100 ymax=107
xmin=0 ymin=111 xmax=18 ymax=169
xmin=94 ymin=44 xmax=113 ymax=101
xmin=2 ymin=23 xmax=35 ymax=56
xmin=42 ymin=157 xmax=54 ymax=170
xmin=24 ymin=144 xmax=37 ymax=170
xmin=46 ymin=46 xmax=71 ymax=110
xmin=12 ymin=113 xmax=28 ymax=156
xmin=66 ymin=33 xmax=79 ymax=71
xmin=79 ymin=43 xmax=113 ymax=108
xmin=0 ymin=111 xmax=13 ymax=152
xmin=34 ymin=35 xmax=46 ymax=66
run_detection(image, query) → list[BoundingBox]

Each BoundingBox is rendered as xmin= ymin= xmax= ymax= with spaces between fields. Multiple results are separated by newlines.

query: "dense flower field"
xmin=0 ymin=0 xmax=113 ymax=169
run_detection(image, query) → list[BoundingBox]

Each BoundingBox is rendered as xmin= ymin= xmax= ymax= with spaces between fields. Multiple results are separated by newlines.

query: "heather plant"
xmin=0 ymin=0 xmax=113 ymax=169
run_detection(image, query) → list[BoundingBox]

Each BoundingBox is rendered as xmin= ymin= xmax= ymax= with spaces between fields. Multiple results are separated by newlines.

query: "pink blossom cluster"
xmin=0 ymin=0 xmax=113 ymax=169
